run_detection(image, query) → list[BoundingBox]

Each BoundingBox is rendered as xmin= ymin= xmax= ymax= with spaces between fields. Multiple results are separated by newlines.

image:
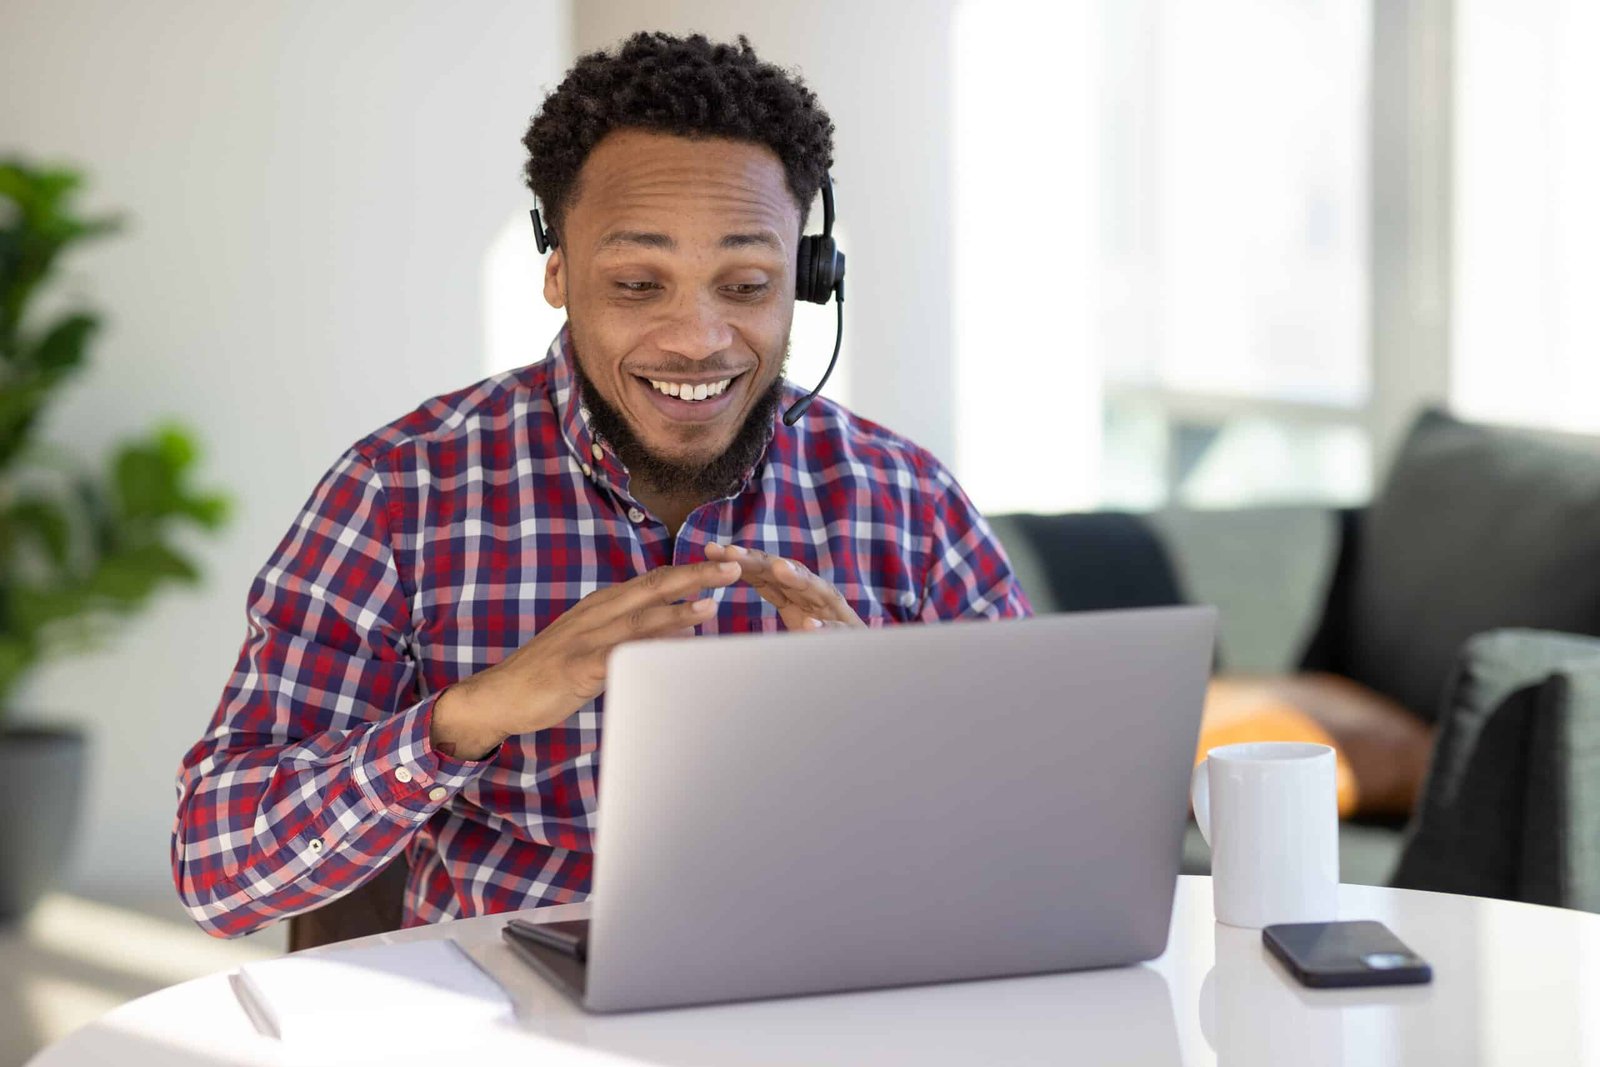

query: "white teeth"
xmin=646 ymin=377 xmax=733 ymax=401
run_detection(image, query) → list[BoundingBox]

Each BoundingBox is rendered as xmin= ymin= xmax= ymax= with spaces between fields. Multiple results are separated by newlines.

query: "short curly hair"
xmin=520 ymin=31 xmax=835 ymax=243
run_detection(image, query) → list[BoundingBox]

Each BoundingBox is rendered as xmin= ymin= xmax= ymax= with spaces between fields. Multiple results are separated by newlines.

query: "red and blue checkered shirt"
xmin=172 ymin=325 xmax=1032 ymax=937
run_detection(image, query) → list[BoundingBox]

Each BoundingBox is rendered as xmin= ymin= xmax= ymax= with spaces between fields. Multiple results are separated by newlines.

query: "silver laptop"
xmin=501 ymin=605 xmax=1217 ymax=1013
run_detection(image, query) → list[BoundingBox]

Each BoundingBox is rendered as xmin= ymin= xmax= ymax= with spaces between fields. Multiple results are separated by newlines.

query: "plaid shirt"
xmin=172 ymin=325 xmax=1031 ymax=938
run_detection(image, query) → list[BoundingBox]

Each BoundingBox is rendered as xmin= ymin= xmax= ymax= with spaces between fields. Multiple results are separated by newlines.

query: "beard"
xmin=571 ymin=340 xmax=788 ymax=500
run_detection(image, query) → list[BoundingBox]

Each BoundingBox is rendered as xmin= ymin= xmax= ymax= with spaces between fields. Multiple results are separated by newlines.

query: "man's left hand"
xmin=704 ymin=542 xmax=867 ymax=632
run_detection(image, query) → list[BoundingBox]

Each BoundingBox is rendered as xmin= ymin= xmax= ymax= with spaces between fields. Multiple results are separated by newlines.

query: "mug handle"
xmin=1191 ymin=759 xmax=1212 ymax=848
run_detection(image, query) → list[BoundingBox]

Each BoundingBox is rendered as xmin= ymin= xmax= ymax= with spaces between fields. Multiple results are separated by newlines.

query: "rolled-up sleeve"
xmin=171 ymin=447 xmax=494 ymax=938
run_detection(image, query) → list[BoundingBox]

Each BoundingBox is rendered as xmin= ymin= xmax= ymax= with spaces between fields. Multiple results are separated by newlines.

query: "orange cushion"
xmin=1197 ymin=678 xmax=1361 ymax=817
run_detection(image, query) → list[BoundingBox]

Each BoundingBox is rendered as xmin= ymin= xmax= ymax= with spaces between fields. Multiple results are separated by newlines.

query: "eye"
xmin=723 ymin=283 xmax=770 ymax=298
xmin=615 ymin=281 xmax=660 ymax=294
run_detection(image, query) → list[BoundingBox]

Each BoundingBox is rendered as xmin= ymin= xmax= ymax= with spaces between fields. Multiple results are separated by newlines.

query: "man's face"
xmin=543 ymin=130 xmax=801 ymax=485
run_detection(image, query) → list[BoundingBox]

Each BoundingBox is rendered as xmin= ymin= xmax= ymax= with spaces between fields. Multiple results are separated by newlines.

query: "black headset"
xmin=528 ymin=173 xmax=846 ymax=427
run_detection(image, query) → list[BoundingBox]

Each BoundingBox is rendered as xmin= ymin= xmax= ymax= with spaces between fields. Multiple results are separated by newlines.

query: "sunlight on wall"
xmin=26 ymin=893 xmax=277 ymax=987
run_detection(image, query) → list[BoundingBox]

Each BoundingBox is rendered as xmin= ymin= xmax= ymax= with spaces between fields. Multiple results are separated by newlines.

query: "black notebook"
xmin=501 ymin=918 xmax=591 ymax=1003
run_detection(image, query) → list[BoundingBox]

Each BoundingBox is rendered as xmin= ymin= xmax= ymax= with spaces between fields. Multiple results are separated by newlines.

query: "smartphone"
xmin=1262 ymin=920 xmax=1432 ymax=988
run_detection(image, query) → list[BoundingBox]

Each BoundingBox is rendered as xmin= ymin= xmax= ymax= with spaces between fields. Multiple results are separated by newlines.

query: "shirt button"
xmin=627 ymin=507 xmax=646 ymax=524
xmin=582 ymin=463 xmax=593 ymax=478
xmin=591 ymin=443 xmax=604 ymax=461
xmin=307 ymin=838 xmax=324 ymax=855
xmin=394 ymin=767 xmax=413 ymax=783
xmin=429 ymin=786 xmax=448 ymax=803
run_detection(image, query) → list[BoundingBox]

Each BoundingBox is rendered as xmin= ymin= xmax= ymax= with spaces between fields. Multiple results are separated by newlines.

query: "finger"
xmin=588 ymin=596 xmax=719 ymax=651
xmin=709 ymin=545 xmax=800 ymax=609
xmin=712 ymin=545 xmax=802 ymax=595
xmin=709 ymin=545 xmax=864 ymax=628
xmin=782 ymin=609 xmax=827 ymax=632
xmin=713 ymin=545 xmax=850 ymax=622
xmin=595 ymin=561 xmax=742 ymax=621
xmin=769 ymin=559 xmax=865 ymax=628
xmin=767 ymin=557 xmax=845 ymax=617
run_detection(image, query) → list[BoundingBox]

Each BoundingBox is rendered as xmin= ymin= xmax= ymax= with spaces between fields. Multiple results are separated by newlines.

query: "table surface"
xmin=26 ymin=876 xmax=1600 ymax=1066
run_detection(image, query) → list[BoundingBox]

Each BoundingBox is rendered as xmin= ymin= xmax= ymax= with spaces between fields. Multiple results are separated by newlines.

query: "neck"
xmin=628 ymin=482 xmax=703 ymax=539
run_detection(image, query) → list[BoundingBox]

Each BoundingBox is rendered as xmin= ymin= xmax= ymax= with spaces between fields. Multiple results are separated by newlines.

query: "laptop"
xmin=501 ymin=605 xmax=1217 ymax=1013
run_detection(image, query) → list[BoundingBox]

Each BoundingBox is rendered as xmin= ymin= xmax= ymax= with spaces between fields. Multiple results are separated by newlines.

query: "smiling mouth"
xmin=633 ymin=372 xmax=748 ymax=403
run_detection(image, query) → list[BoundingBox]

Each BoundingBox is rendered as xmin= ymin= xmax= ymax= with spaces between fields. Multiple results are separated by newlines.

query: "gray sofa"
xmin=988 ymin=408 xmax=1600 ymax=911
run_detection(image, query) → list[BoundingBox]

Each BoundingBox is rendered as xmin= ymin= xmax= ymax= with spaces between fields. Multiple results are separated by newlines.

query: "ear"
xmin=542 ymin=248 xmax=567 ymax=309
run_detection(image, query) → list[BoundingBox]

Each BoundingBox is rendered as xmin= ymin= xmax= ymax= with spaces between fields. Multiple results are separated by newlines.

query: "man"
xmin=172 ymin=31 xmax=1030 ymax=938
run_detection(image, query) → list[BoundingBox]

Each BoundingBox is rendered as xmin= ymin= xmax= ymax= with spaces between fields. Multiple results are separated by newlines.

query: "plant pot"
xmin=0 ymin=723 xmax=88 ymax=923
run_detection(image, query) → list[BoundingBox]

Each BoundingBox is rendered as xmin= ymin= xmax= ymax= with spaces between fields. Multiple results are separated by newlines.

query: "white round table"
xmin=27 ymin=876 xmax=1600 ymax=1066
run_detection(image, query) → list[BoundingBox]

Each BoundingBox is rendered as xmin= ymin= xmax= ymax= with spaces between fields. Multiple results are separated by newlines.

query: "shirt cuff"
xmin=350 ymin=691 xmax=497 ymax=820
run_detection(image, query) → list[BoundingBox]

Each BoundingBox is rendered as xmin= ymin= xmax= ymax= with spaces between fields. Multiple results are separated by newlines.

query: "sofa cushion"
xmin=1198 ymin=677 xmax=1361 ymax=815
xmin=1150 ymin=506 xmax=1340 ymax=674
xmin=984 ymin=512 xmax=1183 ymax=615
xmin=987 ymin=508 xmax=1339 ymax=673
xmin=1348 ymin=409 xmax=1600 ymax=722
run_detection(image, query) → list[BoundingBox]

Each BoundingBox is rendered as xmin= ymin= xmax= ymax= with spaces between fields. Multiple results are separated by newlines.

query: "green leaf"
xmin=155 ymin=423 xmax=197 ymax=471
xmin=72 ymin=477 xmax=115 ymax=557
xmin=7 ymin=496 xmax=73 ymax=569
xmin=180 ymin=491 xmax=231 ymax=529
xmin=0 ymin=378 xmax=49 ymax=467
xmin=82 ymin=556 xmax=157 ymax=605
xmin=130 ymin=541 xmax=201 ymax=582
xmin=83 ymin=543 xmax=199 ymax=607
xmin=28 ymin=311 xmax=97 ymax=374
xmin=8 ymin=584 xmax=86 ymax=635
xmin=113 ymin=442 xmax=177 ymax=522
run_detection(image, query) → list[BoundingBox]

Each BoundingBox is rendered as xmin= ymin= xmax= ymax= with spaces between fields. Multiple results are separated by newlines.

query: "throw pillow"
xmin=1346 ymin=409 xmax=1600 ymax=722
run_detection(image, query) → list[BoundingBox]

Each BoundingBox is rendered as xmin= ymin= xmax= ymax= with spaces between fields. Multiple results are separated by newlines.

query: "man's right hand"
xmin=429 ymin=559 xmax=742 ymax=759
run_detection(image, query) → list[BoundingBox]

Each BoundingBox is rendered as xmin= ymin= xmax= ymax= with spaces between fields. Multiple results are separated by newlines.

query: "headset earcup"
xmin=796 ymin=236 xmax=818 ymax=304
xmin=810 ymin=237 xmax=835 ymax=303
xmin=796 ymin=235 xmax=842 ymax=305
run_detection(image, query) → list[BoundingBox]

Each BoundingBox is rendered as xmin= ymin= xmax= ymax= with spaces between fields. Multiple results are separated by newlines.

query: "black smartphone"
xmin=1262 ymin=920 xmax=1432 ymax=988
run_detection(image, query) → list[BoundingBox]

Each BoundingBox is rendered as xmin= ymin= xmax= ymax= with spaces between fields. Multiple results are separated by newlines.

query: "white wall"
xmin=574 ymin=1 xmax=959 ymax=466
xmin=1 ymin=0 xmax=571 ymax=913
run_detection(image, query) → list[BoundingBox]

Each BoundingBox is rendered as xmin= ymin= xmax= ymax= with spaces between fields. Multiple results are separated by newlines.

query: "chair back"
xmin=286 ymin=854 xmax=410 ymax=952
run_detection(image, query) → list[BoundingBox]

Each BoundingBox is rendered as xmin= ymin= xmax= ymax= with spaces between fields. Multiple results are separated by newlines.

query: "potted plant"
xmin=0 ymin=159 xmax=232 ymax=922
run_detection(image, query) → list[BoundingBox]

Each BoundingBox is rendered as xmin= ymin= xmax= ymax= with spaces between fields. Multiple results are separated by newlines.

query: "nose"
xmin=653 ymin=289 xmax=735 ymax=363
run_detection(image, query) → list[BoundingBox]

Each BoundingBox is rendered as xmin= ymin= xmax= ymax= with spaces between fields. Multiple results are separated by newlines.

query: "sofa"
xmin=988 ymin=408 xmax=1600 ymax=911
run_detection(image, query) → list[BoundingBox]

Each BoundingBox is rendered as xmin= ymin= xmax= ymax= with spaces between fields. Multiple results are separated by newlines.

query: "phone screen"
xmin=1262 ymin=920 xmax=1432 ymax=988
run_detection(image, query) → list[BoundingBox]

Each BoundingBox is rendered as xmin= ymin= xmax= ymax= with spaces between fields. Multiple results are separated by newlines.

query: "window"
xmin=1452 ymin=0 xmax=1600 ymax=434
xmin=953 ymin=0 xmax=1371 ymax=513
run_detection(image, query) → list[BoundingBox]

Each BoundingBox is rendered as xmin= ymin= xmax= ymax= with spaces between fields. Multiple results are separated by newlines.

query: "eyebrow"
xmin=594 ymin=230 xmax=784 ymax=253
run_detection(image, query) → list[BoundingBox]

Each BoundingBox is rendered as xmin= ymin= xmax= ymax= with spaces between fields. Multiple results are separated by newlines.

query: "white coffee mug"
xmin=1190 ymin=741 xmax=1339 ymax=928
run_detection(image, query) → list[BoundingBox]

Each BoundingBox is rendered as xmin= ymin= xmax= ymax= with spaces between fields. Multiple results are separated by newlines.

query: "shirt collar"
xmin=543 ymin=321 xmax=786 ymax=502
xmin=546 ymin=321 xmax=617 ymax=484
